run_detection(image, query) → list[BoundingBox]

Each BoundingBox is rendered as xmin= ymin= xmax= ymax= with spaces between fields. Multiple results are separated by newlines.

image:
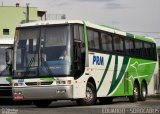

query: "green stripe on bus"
xmin=82 ymin=21 xmax=88 ymax=50
xmin=107 ymin=55 xmax=118 ymax=95
xmin=96 ymin=55 xmax=112 ymax=92
xmin=135 ymin=35 xmax=155 ymax=43
xmin=40 ymin=77 xmax=56 ymax=81
xmin=108 ymin=56 xmax=129 ymax=95
xmin=6 ymin=77 xmax=12 ymax=83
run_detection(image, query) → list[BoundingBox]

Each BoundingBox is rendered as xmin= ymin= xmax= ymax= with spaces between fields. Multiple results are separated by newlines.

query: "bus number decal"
xmin=93 ymin=56 xmax=104 ymax=65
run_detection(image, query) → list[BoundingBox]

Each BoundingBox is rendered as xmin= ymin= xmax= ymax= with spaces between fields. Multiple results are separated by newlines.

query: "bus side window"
xmin=125 ymin=39 xmax=134 ymax=56
xmin=74 ymin=25 xmax=80 ymax=40
xmin=144 ymin=42 xmax=152 ymax=59
xmin=152 ymin=44 xmax=157 ymax=60
xmin=135 ymin=41 xmax=143 ymax=57
xmin=113 ymin=35 xmax=124 ymax=53
xmin=101 ymin=33 xmax=113 ymax=52
xmin=87 ymin=29 xmax=100 ymax=50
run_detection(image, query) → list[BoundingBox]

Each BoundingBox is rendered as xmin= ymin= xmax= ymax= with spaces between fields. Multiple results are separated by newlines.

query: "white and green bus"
xmin=12 ymin=20 xmax=158 ymax=107
xmin=0 ymin=38 xmax=13 ymax=99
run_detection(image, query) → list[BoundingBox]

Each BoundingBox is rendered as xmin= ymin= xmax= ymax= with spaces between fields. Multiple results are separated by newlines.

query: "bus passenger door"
xmin=73 ymin=39 xmax=86 ymax=77
xmin=73 ymin=40 xmax=83 ymax=78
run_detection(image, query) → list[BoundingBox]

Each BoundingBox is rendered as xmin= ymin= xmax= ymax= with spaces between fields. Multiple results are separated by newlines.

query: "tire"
xmin=99 ymin=97 xmax=113 ymax=104
xmin=129 ymin=82 xmax=139 ymax=102
xmin=76 ymin=82 xmax=97 ymax=106
xmin=33 ymin=100 xmax=52 ymax=108
xmin=139 ymin=82 xmax=147 ymax=101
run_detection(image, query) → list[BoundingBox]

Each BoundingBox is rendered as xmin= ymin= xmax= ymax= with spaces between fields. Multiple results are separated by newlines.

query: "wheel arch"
xmin=87 ymin=77 xmax=96 ymax=89
xmin=134 ymin=78 xmax=140 ymax=91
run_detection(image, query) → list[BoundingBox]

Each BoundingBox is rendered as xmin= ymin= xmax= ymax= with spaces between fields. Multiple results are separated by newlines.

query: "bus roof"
xmin=18 ymin=20 xmax=156 ymax=43
xmin=0 ymin=38 xmax=14 ymax=45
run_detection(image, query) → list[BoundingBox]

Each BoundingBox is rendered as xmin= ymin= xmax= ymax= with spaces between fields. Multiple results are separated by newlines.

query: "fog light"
xmin=57 ymin=90 xmax=60 ymax=93
xmin=18 ymin=91 xmax=22 ymax=95
xmin=61 ymin=90 xmax=66 ymax=93
xmin=14 ymin=92 xmax=18 ymax=95
xmin=56 ymin=89 xmax=66 ymax=94
xmin=14 ymin=91 xmax=22 ymax=95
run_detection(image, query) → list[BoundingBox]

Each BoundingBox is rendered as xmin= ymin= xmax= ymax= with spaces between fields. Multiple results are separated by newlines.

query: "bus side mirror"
xmin=6 ymin=51 xmax=9 ymax=63
xmin=6 ymin=48 xmax=12 ymax=65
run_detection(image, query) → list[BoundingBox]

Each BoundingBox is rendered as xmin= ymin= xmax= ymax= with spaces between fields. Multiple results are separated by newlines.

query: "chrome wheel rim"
xmin=142 ymin=86 xmax=146 ymax=98
xmin=84 ymin=87 xmax=93 ymax=102
xmin=134 ymin=87 xmax=138 ymax=99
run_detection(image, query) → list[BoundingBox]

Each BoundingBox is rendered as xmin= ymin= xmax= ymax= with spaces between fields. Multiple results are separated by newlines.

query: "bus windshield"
xmin=15 ymin=25 xmax=72 ymax=78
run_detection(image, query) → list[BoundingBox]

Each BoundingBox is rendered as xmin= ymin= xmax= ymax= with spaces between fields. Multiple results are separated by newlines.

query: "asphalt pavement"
xmin=0 ymin=97 xmax=160 ymax=114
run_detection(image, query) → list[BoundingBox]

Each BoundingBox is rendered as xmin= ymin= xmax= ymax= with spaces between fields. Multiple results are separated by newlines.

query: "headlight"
xmin=56 ymin=80 xmax=66 ymax=84
xmin=14 ymin=83 xmax=18 ymax=86
xmin=56 ymin=80 xmax=72 ymax=85
xmin=14 ymin=91 xmax=22 ymax=95
xmin=13 ymin=82 xmax=23 ymax=86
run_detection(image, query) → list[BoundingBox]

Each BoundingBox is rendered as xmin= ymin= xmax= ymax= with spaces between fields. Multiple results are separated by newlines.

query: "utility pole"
xmin=26 ymin=3 xmax=30 ymax=23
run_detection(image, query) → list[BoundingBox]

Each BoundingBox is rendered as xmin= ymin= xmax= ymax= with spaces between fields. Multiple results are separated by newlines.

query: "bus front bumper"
xmin=12 ymin=85 xmax=73 ymax=101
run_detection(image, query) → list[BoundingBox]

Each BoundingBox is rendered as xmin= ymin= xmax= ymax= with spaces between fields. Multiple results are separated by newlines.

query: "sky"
xmin=1 ymin=0 xmax=160 ymax=44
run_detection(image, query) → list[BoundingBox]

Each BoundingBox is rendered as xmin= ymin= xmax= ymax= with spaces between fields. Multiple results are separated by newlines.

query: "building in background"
xmin=0 ymin=3 xmax=46 ymax=39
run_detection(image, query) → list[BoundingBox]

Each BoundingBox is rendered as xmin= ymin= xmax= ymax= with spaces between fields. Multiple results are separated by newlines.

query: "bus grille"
xmin=25 ymin=81 xmax=53 ymax=86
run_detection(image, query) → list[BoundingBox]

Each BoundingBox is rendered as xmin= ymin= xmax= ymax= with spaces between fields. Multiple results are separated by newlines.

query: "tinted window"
xmin=152 ymin=44 xmax=157 ymax=60
xmin=113 ymin=35 xmax=124 ymax=53
xmin=144 ymin=42 xmax=152 ymax=58
xmin=79 ymin=26 xmax=84 ymax=42
xmin=135 ymin=41 xmax=143 ymax=57
xmin=125 ymin=39 xmax=134 ymax=55
xmin=74 ymin=25 xmax=84 ymax=42
xmin=101 ymin=33 xmax=113 ymax=52
xmin=74 ymin=25 xmax=80 ymax=40
xmin=88 ymin=29 xmax=100 ymax=50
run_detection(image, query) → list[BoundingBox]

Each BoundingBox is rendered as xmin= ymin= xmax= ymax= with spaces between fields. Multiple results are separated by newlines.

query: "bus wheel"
xmin=99 ymin=97 xmax=113 ymax=104
xmin=129 ymin=82 xmax=139 ymax=102
xmin=76 ymin=82 xmax=96 ymax=106
xmin=33 ymin=100 xmax=52 ymax=108
xmin=139 ymin=82 xmax=147 ymax=101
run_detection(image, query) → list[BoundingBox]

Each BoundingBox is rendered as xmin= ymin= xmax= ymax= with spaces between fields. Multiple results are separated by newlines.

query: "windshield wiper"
xmin=24 ymin=56 xmax=36 ymax=76
xmin=40 ymin=57 xmax=54 ymax=77
xmin=23 ymin=37 xmax=41 ymax=77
